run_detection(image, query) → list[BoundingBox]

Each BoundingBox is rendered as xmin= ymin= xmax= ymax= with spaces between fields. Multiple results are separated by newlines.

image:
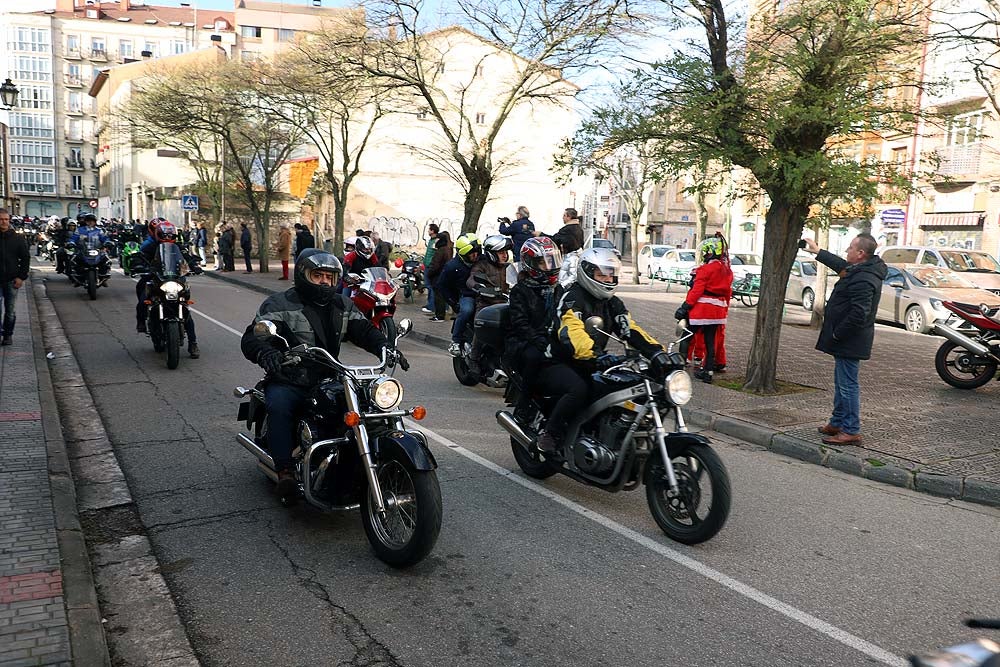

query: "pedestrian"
xmin=370 ymin=231 xmax=391 ymax=269
xmin=213 ymin=232 xmax=221 ymax=270
xmin=196 ymin=222 xmax=208 ymax=265
xmin=277 ymin=222 xmax=292 ymax=280
xmin=240 ymin=222 xmax=254 ymax=273
xmin=674 ymin=235 xmax=733 ymax=384
xmin=801 ymin=234 xmax=886 ymax=445
xmin=427 ymin=231 xmax=452 ymax=322
xmin=421 ymin=223 xmax=439 ymax=314
xmin=0 ymin=208 xmax=31 ymax=346
xmin=499 ymin=205 xmax=535 ymax=260
xmin=544 ymin=207 xmax=584 ymax=255
xmin=220 ymin=222 xmax=236 ymax=271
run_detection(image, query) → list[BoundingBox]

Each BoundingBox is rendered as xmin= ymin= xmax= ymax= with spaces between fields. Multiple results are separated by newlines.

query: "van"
xmin=879 ymin=246 xmax=1000 ymax=294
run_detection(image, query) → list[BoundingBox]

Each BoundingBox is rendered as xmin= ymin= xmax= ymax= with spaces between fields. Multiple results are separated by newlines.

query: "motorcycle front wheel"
xmin=379 ymin=317 xmax=397 ymax=349
xmin=165 ymin=321 xmax=181 ymax=370
xmin=86 ymin=271 xmax=97 ymax=300
xmin=403 ymin=282 xmax=413 ymax=302
xmin=361 ymin=449 xmax=442 ymax=568
xmin=645 ymin=443 xmax=730 ymax=545
xmin=934 ymin=340 xmax=997 ymax=389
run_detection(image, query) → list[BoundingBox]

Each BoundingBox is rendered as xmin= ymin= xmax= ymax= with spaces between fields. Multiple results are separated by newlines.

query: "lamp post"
xmin=0 ymin=79 xmax=20 ymax=211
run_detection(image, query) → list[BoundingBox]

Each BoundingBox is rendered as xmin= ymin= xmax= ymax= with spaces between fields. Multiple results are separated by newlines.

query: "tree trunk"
xmin=809 ymin=222 xmax=830 ymax=328
xmin=742 ymin=199 xmax=809 ymax=394
xmin=695 ymin=186 xmax=709 ymax=260
xmin=462 ymin=168 xmax=492 ymax=234
xmin=630 ymin=217 xmax=640 ymax=284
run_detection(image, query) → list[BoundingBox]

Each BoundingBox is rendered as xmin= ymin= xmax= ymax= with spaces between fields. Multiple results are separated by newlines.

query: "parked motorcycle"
xmin=933 ymin=301 xmax=1000 ymax=389
xmin=346 ymin=267 xmax=399 ymax=345
xmin=396 ymin=253 xmax=425 ymax=303
xmin=909 ymin=618 xmax=1000 ymax=666
xmin=139 ymin=243 xmax=196 ymax=369
xmin=495 ymin=315 xmax=731 ymax=545
xmin=65 ymin=237 xmax=113 ymax=300
xmin=452 ymin=275 xmax=509 ymax=388
xmin=233 ymin=318 xmax=442 ymax=567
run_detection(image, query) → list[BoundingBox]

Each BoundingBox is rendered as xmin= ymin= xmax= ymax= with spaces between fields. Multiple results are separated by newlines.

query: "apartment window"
xmin=71 ymin=175 xmax=83 ymax=193
xmin=9 ymin=112 xmax=54 ymax=138
xmin=144 ymin=41 xmax=159 ymax=58
xmin=67 ymin=119 xmax=83 ymax=141
xmin=674 ymin=180 xmax=686 ymax=203
xmin=891 ymin=146 xmax=908 ymax=166
xmin=171 ymin=40 xmax=186 ymax=55
xmin=67 ymin=91 xmax=82 ymax=113
xmin=947 ymin=112 xmax=987 ymax=146
xmin=475 ymin=112 xmax=485 ymax=125
xmin=91 ymin=36 xmax=105 ymax=54
xmin=65 ymin=63 xmax=81 ymax=85
xmin=214 ymin=18 xmax=230 ymax=31
xmin=10 ymin=140 xmax=54 ymax=166
xmin=416 ymin=108 xmax=428 ymax=120
xmin=240 ymin=50 xmax=259 ymax=62
xmin=241 ymin=25 xmax=262 ymax=39
xmin=11 ymin=167 xmax=56 ymax=193
xmin=10 ymin=55 xmax=51 ymax=82
xmin=66 ymin=34 xmax=80 ymax=54
xmin=16 ymin=85 xmax=52 ymax=110
xmin=9 ymin=27 xmax=51 ymax=53
xmin=277 ymin=28 xmax=295 ymax=42
xmin=119 ymin=39 xmax=133 ymax=59
xmin=91 ymin=67 xmax=102 ymax=82
xmin=70 ymin=147 xmax=82 ymax=163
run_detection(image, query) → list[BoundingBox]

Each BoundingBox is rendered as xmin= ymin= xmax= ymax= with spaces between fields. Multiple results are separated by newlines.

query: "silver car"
xmin=881 ymin=246 xmax=1000 ymax=293
xmin=879 ymin=263 xmax=1000 ymax=333
xmin=785 ymin=257 xmax=837 ymax=311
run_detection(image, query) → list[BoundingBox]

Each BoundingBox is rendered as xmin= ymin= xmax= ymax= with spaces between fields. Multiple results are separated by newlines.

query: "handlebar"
xmin=284 ymin=345 xmax=390 ymax=375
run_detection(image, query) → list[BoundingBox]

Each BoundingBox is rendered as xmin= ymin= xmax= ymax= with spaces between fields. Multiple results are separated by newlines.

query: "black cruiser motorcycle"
xmin=495 ymin=315 xmax=731 ymax=545
xmin=234 ymin=318 xmax=442 ymax=567
xmin=138 ymin=243 xmax=195 ymax=370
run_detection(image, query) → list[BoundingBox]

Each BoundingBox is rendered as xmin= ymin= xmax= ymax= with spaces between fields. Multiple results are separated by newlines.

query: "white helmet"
xmin=576 ymin=247 xmax=621 ymax=300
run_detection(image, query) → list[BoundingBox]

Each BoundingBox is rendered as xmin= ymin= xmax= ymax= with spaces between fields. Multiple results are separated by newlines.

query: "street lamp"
xmin=0 ymin=79 xmax=19 ymax=109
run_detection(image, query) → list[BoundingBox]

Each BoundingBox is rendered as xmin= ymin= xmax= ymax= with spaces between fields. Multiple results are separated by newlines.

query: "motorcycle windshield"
xmin=158 ymin=243 xmax=185 ymax=278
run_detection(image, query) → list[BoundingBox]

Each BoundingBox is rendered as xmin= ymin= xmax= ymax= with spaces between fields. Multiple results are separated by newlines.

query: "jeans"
xmin=424 ymin=269 xmax=434 ymax=309
xmin=197 ymin=247 xmax=207 ymax=265
xmin=242 ymin=247 xmax=253 ymax=272
xmin=264 ymin=383 xmax=311 ymax=471
xmin=831 ymin=357 xmax=861 ymax=434
xmin=1 ymin=281 xmax=18 ymax=336
xmin=451 ymin=296 xmax=476 ymax=344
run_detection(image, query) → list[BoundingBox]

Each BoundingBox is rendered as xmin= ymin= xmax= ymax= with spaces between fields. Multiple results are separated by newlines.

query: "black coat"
xmin=0 ymin=228 xmax=30 ymax=283
xmin=506 ymin=278 xmax=561 ymax=360
xmin=240 ymin=227 xmax=252 ymax=250
xmin=550 ymin=223 xmax=584 ymax=254
xmin=814 ymin=250 xmax=887 ymax=360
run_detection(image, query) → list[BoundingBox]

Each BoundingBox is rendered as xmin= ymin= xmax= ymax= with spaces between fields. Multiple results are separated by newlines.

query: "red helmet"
xmin=153 ymin=220 xmax=177 ymax=244
xmin=519 ymin=237 xmax=562 ymax=285
xmin=148 ymin=217 xmax=169 ymax=238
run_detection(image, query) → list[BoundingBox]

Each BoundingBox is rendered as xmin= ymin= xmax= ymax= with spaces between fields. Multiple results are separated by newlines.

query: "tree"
xmin=127 ymin=60 xmax=305 ymax=270
xmin=322 ymin=0 xmax=642 ymax=233
xmin=931 ymin=0 xmax=1000 ymax=116
xmin=628 ymin=0 xmax=929 ymax=392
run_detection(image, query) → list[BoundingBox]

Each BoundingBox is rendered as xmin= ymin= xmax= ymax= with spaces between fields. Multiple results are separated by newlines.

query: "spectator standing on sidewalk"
xmin=427 ymin=231 xmax=453 ymax=322
xmin=421 ymin=223 xmax=439 ymax=314
xmin=802 ymin=235 xmax=886 ymax=446
xmin=499 ymin=205 xmax=535 ymax=261
xmin=219 ymin=223 xmax=236 ymax=272
xmin=294 ymin=223 xmax=315 ymax=261
xmin=371 ymin=231 xmax=392 ymax=269
xmin=277 ymin=222 xmax=292 ymax=280
xmin=195 ymin=222 xmax=208 ymax=265
xmin=240 ymin=222 xmax=254 ymax=273
xmin=0 ymin=208 xmax=31 ymax=346
xmin=674 ymin=235 xmax=733 ymax=384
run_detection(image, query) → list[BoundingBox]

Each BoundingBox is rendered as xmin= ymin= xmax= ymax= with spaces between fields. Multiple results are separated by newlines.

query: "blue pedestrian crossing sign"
xmin=181 ymin=194 xmax=199 ymax=211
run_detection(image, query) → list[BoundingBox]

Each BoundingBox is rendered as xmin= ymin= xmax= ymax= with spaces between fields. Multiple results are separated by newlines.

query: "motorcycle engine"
xmin=574 ymin=409 xmax=633 ymax=476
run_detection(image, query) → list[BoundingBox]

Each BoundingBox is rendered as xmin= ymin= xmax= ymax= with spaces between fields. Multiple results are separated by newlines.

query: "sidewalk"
xmin=0 ymin=278 xmax=107 ymax=667
xmin=205 ymin=263 xmax=1000 ymax=508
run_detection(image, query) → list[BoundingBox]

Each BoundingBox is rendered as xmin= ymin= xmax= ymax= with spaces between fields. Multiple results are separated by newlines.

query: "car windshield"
xmin=732 ymin=253 xmax=761 ymax=265
xmin=907 ymin=266 xmax=975 ymax=288
xmin=938 ymin=250 xmax=1000 ymax=273
xmin=652 ymin=247 xmax=670 ymax=257
xmin=800 ymin=261 xmax=817 ymax=276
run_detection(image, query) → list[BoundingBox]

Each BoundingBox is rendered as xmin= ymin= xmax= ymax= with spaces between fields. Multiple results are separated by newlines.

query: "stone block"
xmin=770 ymin=434 xmax=826 ymax=465
xmin=914 ymin=472 xmax=963 ymax=499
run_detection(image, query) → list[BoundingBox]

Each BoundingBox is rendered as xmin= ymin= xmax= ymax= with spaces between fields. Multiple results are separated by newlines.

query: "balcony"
xmin=64 ymin=131 xmax=84 ymax=142
xmin=65 ymin=47 xmax=81 ymax=60
xmin=64 ymin=75 xmax=83 ymax=87
xmin=89 ymin=48 xmax=108 ymax=62
xmin=66 ymin=106 xmax=83 ymax=116
xmin=932 ymin=144 xmax=982 ymax=180
xmin=65 ymin=157 xmax=85 ymax=170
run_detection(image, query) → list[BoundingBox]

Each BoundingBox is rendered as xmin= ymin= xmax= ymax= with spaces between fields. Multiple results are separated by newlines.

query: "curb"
xmin=203 ymin=270 xmax=1000 ymax=510
xmin=34 ymin=273 xmax=201 ymax=667
xmin=201 ymin=268 xmax=277 ymax=297
xmin=28 ymin=275 xmax=112 ymax=667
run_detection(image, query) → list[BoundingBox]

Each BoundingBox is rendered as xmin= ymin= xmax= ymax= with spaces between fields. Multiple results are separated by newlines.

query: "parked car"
xmin=729 ymin=253 xmax=762 ymax=281
xmin=879 ymin=263 xmax=1000 ymax=333
xmin=650 ymin=248 xmax=697 ymax=282
xmin=880 ymin=246 xmax=1000 ymax=294
xmin=785 ymin=257 xmax=837 ymax=311
xmin=637 ymin=243 xmax=674 ymax=276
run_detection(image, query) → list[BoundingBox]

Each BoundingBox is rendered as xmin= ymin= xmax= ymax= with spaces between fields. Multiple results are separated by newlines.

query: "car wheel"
xmin=904 ymin=305 xmax=927 ymax=333
xmin=801 ymin=288 xmax=815 ymax=312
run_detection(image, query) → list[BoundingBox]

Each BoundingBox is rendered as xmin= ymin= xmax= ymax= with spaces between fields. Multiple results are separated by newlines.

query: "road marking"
xmin=197 ymin=297 xmax=908 ymax=667
xmin=189 ymin=308 xmax=244 ymax=337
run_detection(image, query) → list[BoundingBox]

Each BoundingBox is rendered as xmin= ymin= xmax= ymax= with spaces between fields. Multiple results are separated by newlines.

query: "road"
xmin=40 ymin=261 xmax=1000 ymax=667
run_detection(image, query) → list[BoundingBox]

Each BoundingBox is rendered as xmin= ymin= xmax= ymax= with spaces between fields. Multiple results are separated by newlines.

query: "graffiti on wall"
xmin=367 ymin=216 xmax=487 ymax=248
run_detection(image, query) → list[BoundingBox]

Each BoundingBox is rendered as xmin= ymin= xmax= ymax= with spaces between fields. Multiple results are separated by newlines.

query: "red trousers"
xmin=688 ymin=324 xmax=726 ymax=366
xmin=281 ymin=260 xmax=289 ymax=279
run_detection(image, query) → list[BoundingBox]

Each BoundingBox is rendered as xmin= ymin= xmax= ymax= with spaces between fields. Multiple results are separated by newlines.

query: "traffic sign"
xmin=181 ymin=194 xmax=199 ymax=211
xmin=88 ymin=199 xmax=98 ymax=208
xmin=880 ymin=208 xmax=906 ymax=228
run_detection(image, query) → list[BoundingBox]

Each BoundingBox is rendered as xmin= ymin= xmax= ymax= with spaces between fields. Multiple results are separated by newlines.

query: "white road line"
xmin=198 ymin=302 xmax=908 ymax=667
xmin=189 ymin=307 xmax=244 ymax=337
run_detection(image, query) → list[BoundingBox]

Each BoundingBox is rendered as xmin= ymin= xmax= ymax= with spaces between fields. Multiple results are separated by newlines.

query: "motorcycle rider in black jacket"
xmin=240 ymin=249 xmax=408 ymax=497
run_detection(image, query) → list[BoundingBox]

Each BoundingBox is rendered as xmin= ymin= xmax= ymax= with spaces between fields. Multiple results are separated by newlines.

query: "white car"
xmin=637 ymin=244 xmax=674 ymax=277
xmin=650 ymin=248 xmax=697 ymax=282
xmin=729 ymin=253 xmax=762 ymax=281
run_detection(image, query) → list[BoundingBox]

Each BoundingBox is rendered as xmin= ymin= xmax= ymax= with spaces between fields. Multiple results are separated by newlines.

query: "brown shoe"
xmin=818 ymin=423 xmax=841 ymax=436
xmin=821 ymin=432 xmax=862 ymax=446
xmin=276 ymin=469 xmax=298 ymax=499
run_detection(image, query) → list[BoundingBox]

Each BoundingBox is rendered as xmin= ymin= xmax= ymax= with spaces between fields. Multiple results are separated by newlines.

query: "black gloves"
xmin=595 ymin=354 xmax=622 ymax=371
xmin=258 ymin=348 xmax=284 ymax=375
xmin=650 ymin=350 xmax=671 ymax=377
xmin=674 ymin=303 xmax=691 ymax=321
xmin=392 ymin=349 xmax=410 ymax=372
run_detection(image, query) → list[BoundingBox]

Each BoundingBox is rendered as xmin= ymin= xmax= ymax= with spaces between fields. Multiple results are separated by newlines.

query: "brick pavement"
xmin=0 ymin=283 xmax=72 ymax=667
xmin=205 ymin=261 xmax=1000 ymax=504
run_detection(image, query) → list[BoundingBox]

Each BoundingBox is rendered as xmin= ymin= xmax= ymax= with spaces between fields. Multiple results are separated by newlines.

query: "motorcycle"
xmin=138 ymin=243 xmax=196 ymax=370
xmin=396 ymin=253 xmax=425 ymax=303
xmin=346 ymin=266 xmax=399 ymax=345
xmin=933 ymin=301 xmax=1000 ymax=389
xmin=909 ymin=618 xmax=1000 ymax=666
xmin=495 ymin=315 xmax=731 ymax=545
xmin=452 ymin=275 xmax=509 ymax=388
xmin=65 ymin=237 xmax=113 ymax=300
xmin=233 ymin=318 xmax=442 ymax=567
xmin=120 ymin=239 xmax=141 ymax=272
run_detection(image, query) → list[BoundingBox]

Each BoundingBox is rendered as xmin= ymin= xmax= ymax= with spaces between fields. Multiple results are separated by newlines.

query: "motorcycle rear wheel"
xmin=166 ymin=321 xmax=181 ymax=370
xmin=510 ymin=437 xmax=556 ymax=479
xmin=452 ymin=355 xmax=479 ymax=386
xmin=934 ymin=340 xmax=997 ymax=389
xmin=361 ymin=449 xmax=442 ymax=568
xmin=86 ymin=271 xmax=97 ymax=300
xmin=645 ymin=442 xmax=730 ymax=545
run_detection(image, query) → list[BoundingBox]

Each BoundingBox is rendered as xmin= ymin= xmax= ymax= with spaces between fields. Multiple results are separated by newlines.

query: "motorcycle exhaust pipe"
xmin=237 ymin=432 xmax=275 ymax=470
xmin=496 ymin=410 xmax=535 ymax=449
xmin=933 ymin=323 xmax=1000 ymax=361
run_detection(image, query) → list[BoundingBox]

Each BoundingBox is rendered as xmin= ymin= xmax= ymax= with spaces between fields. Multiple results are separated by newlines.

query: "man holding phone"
xmin=800 ymin=234 xmax=886 ymax=445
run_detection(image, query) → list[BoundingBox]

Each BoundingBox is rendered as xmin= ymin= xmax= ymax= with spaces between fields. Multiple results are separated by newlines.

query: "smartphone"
xmin=798 ymin=239 xmax=807 ymax=249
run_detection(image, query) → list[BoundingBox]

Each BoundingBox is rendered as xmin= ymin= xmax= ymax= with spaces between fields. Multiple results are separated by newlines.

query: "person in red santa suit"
xmin=675 ymin=234 xmax=733 ymax=383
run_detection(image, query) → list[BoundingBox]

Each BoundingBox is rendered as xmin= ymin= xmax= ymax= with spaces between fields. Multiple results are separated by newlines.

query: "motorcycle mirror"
xmin=584 ymin=316 xmax=605 ymax=336
xmin=675 ymin=318 xmax=689 ymax=338
xmin=253 ymin=320 xmax=279 ymax=339
xmin=397 ymin=318 xmax=412 ymax=338
xmin=345 ymin=273 xmax=363 ymax=286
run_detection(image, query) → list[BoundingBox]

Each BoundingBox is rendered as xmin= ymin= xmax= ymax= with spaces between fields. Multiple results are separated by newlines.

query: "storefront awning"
xmin=918 ymin=211 xmax=986 ymax=228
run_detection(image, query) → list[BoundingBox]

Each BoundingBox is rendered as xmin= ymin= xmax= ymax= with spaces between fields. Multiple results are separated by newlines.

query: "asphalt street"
xmin=39 ymin=260 xmax=1000 ymax=667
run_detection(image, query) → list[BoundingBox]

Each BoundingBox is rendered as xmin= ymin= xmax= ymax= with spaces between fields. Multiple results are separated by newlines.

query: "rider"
xmin=674 ymin=235 xmax=733 ymax=384
xmin=438 ymin=234 xmax=481 ymax=356
xmin=69 ymin=213 xmax=110 ymax=248
xmin=343 ymin=235 xmax=378 ymax=278
xmin=133 ymin=218 xmax=202 ymax=359
xmin=465 ymin=234 xmax=512 ymax=374
xmin=53 ymin=218 xmax=73 ymax=274
xmin=548 ymin=247 xmax=672 ymax=452
xmin=239 ymin=249 xmax=407 ymax=498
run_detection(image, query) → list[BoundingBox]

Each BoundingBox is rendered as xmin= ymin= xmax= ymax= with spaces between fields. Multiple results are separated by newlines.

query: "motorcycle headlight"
xmin=371 ymin=377 xmax=403 ymax=410
xmin=161 ymin=281 xmax=183 ymax=300
xmin=665 ymin=370 xmax=693 ymax=406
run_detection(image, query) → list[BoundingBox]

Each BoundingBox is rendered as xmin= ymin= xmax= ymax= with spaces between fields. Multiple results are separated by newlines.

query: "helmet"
xmin=294 ymin=249 xmax=342 ymax=306
xmin=354 ymin=235 xmax=375 ymax=260
xmin=519 ymin=237 xmax=562 ymax=285
xmin=455 ymin=233 xmax=481 ymax=265
xmin=148 ymin=217 xmax=169 ymax=238
xmin=700 ymin=236 xmax=724 ymax=260
xmin=344 ymin=236 xmax=358 ymax=252
xmin=577 ymin=247 xmax=621 ymax=300
xmin=80 ymin=213 xmax=97 ymax=225
xmin=153 ymin=221 xmax=177 ymax=243
xmin=482 ymin=234 xmax=513 ymax=266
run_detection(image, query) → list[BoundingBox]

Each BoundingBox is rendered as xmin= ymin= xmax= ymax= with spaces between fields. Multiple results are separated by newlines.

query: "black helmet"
xmin=80 ymin=213 xmax=97 ymax=225
xmin=294 ymin=249 xmax=342 ymax=306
